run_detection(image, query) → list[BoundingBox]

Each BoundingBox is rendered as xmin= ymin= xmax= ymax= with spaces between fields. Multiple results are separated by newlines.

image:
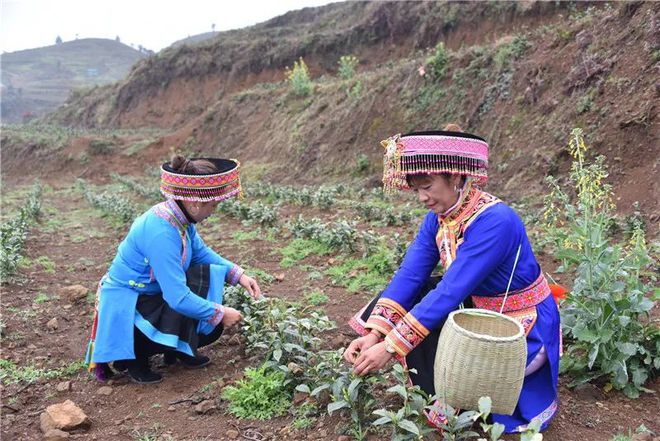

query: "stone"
xmin=275 ymin=273 xmax=285 ymax=282
xmin=631 ymin=433 xmax=652 ymax=441
xmin=338 ymin=436 xmax=350 ymax=441
xmin=287 ymin=362 xmax=303 ymax=375
xmin=46 ymin=318 xmax=59 ymax=331
xmin=96 ymin=386 xmax=113 ymax=396
xmin=226 ymin=430 xmax=239 ymax=439
xmin=56 ymin=382 xmax=71 ymax=392
xmin=167 ymin=406 xmax=176 ymax=412
xmin=574 ymin=383 xmax=603 ymax=401
xmin=43 ymin=429 xmax=70 ymax=441
xmin=318 ymin=429 xmax=328 ymax=438
xmin=194 ymin=399 xmax=216 ymax=414
xmin=39 ymin=400 xmax=89 ymax=433
xmin=59 ymin=285 xmax=88 ymax=302
xmin=293 ymin=392 xmax=308 ymax=405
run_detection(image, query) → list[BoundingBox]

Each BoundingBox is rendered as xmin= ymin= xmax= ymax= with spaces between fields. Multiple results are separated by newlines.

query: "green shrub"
xmin=285 ymin=57 xmax=313 ymax=96
xmin=494 ymin=35 xmax=531 ymax=70
xmin=222 ymin=365 xmax=291 ymax=419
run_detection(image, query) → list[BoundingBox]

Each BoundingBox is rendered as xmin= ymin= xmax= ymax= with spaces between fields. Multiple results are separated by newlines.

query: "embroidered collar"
xmin=438 ymin=180 xmax=479 ymax=223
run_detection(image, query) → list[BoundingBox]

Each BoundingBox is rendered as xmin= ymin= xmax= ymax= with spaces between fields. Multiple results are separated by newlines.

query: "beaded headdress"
xmin=381 ymin=130 xmax=489 ymax=191
xmin=160 ymin=158 xmax=241 ymax=202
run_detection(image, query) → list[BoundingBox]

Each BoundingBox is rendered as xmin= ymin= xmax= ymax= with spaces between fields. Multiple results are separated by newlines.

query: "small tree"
xmin=285 ymin=57 xmax=313 ymax=96
xmin=115 ymin=35 xmax=120 ymax=42
xmin=426 ymin=42 xmax=448 ymax=80
xmin=55 ymin=35 xmax=62 ymax=44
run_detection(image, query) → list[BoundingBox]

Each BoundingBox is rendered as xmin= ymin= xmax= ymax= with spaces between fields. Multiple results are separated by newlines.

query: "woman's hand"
xmin=343 ymin=332 xmax=380 ymax=364
xmin=352 ymin=342 xmax=394 ymax=376
xmin=221 ymin=306 xmax=242 ymax=328
xmin=239 ymin=274 xmax=262 ymax=299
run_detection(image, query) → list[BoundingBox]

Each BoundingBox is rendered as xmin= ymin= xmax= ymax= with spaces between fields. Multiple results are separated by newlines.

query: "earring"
xmin=453 ymin=185 xmax=459 ymax=192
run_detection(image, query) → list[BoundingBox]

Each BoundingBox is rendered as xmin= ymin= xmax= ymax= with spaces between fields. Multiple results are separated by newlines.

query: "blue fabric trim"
xmin=134 ymin=312 xmax=194 ymax=356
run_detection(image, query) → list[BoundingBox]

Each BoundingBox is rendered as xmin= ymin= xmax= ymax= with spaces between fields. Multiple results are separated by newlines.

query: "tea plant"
xmin=75 ymin=179 xmax=138 ymax=224
xmin=285 ymin=57 xmax=313 ymax=96
xmin=542 ymin=129 xmax=658 ymax=398
xmin=0 ymin=181 xmax=42 ymax=281
xmin=288 ymin=215 xmax=378 ymax=254
xmin=327 ymin=368 xmax=381 ymax=440
xmin=218 ymin=199 xmax=278 ymax=227
xmin=372 ymin=365 xmax=438 ymax=440
xmin=111 ymin=173 xmax=161 ymax=201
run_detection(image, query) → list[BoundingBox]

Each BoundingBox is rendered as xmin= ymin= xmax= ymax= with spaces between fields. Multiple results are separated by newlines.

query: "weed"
xmin=304 ymin=289 xmax=329 ymax=306
xmin=543 ymin=129 xmax=658 ymax=398
xmin=338 ymin=55 xmax=359 ymax=80
xmin=0 ymin=359 xmax=84 ymax=385
xmin=286 ymin=57 xmax=313 ymax=97
xmin=222 ymin=365 xmax=291 ymax=419
xmin=427 ymin=42 xmax=449 ymax=80
xmin=280 ymin=238 xmax=331 ymax=268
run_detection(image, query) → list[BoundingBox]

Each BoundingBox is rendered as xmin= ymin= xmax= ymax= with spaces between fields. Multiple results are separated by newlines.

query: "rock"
xmin=632 ymin=433 xmax=652 ymax=441
xmin=228 ymin=334 xmax=242 ymax=346
xmin=227 ymin=430 xmax=239 ymax=439
xmin=275 ymin=273 xmax=285 ymax=282
xmin=96 ymin=386 xmax=112 ymax=396
xmin=338 ymin=436 xmax=350 ymax=441
xmin=194 ymin=399 xmax=216 ymax=414
xmin=293 ymin=392 xmax=308 ymax=405
xmin=574 ymin=383 xmax=603 ymax=401
xmin=43 ymin=429 xmax=70 ymax=441
xmin=56 ymin=382 xmax=71 ymax=392
xmin=319 ymin=429 xmax=328 ymax=438
xmin=575 ymin=30 xmax=593 ymax=49
xmin=59 ymin=285 xmax=88 ymax=302
xmin=167 ymin=406 xmax=176 ymax=412
xmin=331 ymin=334 xmax=350 ymax=348
xmin=46 ymin=318 xmax=59 ymax=331
xmin=287 ymin=362 xmax=303 ymax=375
xmin=39 ymin=400 xmax=89 ymax=433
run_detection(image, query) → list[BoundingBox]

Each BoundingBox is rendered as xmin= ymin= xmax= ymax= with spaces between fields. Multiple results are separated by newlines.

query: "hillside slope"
xmin=6 ymin=2 xmax=660 ymax=218
xmin=1 ymin=38 xmax=146 ymax=122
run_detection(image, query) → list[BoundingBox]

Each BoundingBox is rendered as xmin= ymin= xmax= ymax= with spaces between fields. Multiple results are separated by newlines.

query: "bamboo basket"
xmin=433 ymin=308 xmax=527 ymax=415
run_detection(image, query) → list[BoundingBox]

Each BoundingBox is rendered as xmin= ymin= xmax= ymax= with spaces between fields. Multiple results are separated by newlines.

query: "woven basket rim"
xmin=447 ymin=308 xmax=524 ymax=342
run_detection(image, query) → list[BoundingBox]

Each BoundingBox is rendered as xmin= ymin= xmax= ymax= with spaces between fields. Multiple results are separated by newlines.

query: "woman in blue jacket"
xmin=345 ymin=125 xmax=560 ymax=433
xmin=86 ymin=155 xmax=261 ymax=384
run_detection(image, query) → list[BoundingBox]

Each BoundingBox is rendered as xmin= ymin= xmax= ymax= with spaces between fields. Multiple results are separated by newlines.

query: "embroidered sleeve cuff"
xmin=227 ymin=265 xmax=245 ymax=286
xmin=384 ymin=313 xmax=430 ymax=357
xmin=207 ymin=303 xmax=225 ymax=327
xmin=365 ymin=298 xmax=407 ymax=337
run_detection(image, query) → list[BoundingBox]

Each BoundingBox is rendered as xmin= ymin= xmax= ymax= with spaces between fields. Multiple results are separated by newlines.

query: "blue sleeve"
xmin=143 ymin=225 xmax=219 ymax=321
xmin=189 ymin=226 xmax=234 ymax=269
xmin=380 ymin=212 xmax=440 ymax=311
xmin=408 ymin=207 xmax=519 ymax=331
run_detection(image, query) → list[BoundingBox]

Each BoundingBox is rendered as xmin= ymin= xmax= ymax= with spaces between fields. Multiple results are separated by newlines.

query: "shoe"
xmin=127 ymin=358 xmax=163 ymax=384
xmin=163 ymin=351 xmax=211 ymax=369
xmin=112 ymin=360 xmax=128 ymax=373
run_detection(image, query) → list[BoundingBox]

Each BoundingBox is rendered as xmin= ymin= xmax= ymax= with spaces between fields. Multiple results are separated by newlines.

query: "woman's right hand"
xmin=221 ymin=307 xmax=242 ymax=328
xmin=343 ymin=332 xmax=380 ymax=364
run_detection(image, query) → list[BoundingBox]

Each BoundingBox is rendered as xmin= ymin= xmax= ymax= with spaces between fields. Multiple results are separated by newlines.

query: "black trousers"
xmin=132 ymin=323 xmax=224 ymax=359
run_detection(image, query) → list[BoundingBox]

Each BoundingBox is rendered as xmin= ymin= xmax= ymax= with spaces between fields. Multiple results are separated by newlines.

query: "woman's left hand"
xmin=353 ymin=342 xmax=394 ymax=376
xmin=239 ymin=274 xmax=262 ymax=299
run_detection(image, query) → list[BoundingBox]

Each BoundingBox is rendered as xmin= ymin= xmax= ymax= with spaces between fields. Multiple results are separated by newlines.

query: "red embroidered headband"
xmin=160 ymin=158 xmax=242 ymax=202
xmin=381 ymin=130 xmax=489 ymax=191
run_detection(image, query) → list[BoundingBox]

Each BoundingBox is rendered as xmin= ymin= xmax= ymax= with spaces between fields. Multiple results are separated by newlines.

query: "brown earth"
xmin=1 ymin=180 xmax=658 ymax=441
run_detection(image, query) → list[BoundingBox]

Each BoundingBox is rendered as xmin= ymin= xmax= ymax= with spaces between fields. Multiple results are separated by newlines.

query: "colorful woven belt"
xmin=471 ymin=273 xmax=550 ymax=313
